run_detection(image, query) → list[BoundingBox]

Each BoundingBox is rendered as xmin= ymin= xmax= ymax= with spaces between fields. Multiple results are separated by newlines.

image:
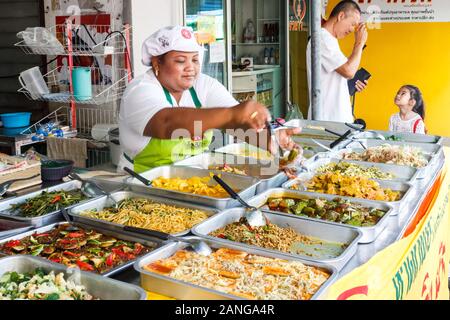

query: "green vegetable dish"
xmin=7 ymin=190 xmax=87 ymax=217
xmin=264 ymin=197 xmax=387 ymax=227
xmin=0 ymin=268 xmax=96 ymax=300
xmin=316 ymin=162 xmax=395 ymax=180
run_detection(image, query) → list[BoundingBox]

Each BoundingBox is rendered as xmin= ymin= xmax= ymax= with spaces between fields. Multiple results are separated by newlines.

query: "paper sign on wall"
xmin=358 ymin=0 xmax=450 ymax=24
xmin=209 ymin=42 xmax=225 ymax=63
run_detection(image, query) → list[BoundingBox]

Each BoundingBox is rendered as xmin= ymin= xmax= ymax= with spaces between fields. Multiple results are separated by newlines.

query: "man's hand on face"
xmin=355 ymin=79 xmax=368 ymax=93
xmin=354 ymin=23 xmax=368 ymax=49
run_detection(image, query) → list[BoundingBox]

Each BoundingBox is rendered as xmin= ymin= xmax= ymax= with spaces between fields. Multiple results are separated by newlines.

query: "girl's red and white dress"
xmin=388 ymin=113 xmax=425 ymax=134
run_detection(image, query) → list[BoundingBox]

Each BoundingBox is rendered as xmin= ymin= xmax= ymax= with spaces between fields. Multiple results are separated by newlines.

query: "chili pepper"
xmin=132 ymin=243 xmax=144 ymax=255
xmin=76 ymin=260 xmax=94 ymax=271
xmin=4 ymin=240 xmax=21 ymax=248
xmin=216 ymin=234 xmax=226 ymax=239
xmin=58 ymin=239 xmax=78 ymax=245
xmin=50 ymin=195 xmax=61 ymax=204
xmin=112 ymin=248 xmax=128 ymax=259
xmin=105 ymin=253 xmax=115 ymax=267
xmin=34 ymin=233 xmax=51 ymax=238
xmin=125 ymin=253 xmax=136 ymax=260
xmin=63 ymin=251 xmax=80 ymax=258
xmin=67 ymin=232 xmax=84 ymax=238
xmin=49 ymin=257 xmax=62 ymax=263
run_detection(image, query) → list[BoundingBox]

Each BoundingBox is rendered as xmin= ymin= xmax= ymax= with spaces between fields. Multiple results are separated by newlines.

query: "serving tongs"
xmin=0 ymin=174 xmax=40 ymax=197
xmin=68 ymin=172 xmax=119 ymax=209
xmin=213 ymin=174 xmax=267 ymax=228
xmin=123 ymin=226 xmax=213 ymax=256
xmin=124 ymin=167 xmax=152 ymax=186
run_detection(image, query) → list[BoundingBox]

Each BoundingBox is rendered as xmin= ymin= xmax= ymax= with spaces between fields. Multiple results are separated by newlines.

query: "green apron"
xmin=125 ymin=86 xmax=213 ymax=173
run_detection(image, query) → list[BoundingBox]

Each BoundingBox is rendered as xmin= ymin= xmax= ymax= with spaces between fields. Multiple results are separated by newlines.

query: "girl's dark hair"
xmin=404 ymin=85 xmax=426 ymax=120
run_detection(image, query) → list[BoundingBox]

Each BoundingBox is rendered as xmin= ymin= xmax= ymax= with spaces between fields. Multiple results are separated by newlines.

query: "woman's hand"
xmin=272 ymin=127 xmax=301 ymax=152
xmin=231 ymin=100 xmax=271 ymax=131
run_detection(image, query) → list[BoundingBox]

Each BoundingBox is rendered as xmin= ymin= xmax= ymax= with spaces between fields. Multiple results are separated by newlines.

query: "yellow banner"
xmin=326 ymin=148 xmax=450 ymax=300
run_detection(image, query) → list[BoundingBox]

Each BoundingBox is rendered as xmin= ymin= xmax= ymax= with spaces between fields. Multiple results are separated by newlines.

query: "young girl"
xmin=389 ymin=85 xmax=426 ymax=134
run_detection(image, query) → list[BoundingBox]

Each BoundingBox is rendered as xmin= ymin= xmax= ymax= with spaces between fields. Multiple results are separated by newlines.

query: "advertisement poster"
xmin=357 ymin=0 xmax=450 ymax=23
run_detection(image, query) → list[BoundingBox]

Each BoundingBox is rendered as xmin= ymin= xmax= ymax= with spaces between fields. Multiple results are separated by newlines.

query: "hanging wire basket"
xmin=15 ymin=24 xmax=132 ymax=56
xmin=18 ymin=66 xmax=130 ymax=105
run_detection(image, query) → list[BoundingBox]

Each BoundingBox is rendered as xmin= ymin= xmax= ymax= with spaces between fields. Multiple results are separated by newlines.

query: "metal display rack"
xmin=15 ymin=21 xmax=133 ymax=131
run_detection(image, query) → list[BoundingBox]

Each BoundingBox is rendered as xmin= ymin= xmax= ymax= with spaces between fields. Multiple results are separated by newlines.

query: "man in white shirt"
xmin=306 ymin=0 xmax=368 ymax=123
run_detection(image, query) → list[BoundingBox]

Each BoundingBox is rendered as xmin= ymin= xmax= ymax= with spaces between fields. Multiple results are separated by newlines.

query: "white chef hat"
xmin=141 ymin=25 xmax=203 ymax=66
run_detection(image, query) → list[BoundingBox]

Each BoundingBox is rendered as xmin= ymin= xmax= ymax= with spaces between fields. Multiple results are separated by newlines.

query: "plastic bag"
xmin=285 ymin=102 xmax=304 ymax=121
xmin=17 ymin=27 xmax=64 ymax=54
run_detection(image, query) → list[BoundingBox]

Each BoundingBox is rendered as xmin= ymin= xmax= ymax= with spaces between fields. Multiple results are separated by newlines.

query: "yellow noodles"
xmin=81 ymin=198 xmax=209 ymax=234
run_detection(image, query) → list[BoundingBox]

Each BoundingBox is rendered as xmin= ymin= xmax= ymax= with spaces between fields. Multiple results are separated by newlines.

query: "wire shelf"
xmin=15 ymin=24 xmax=132 ymax=56
xmin=19 ymin=106 xmax=77 ymax=137
xmin=18 ymin=66 xmax=130 ymax=105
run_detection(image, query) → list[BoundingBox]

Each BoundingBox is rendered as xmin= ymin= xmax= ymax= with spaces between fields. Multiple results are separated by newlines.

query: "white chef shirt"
xmin=118 ymin=70 xmax=238 ymax=170
xmin=388 ymin=113 xmax=426 ymax=134
xmin=306 ymin=28 xmax=353 ymax=123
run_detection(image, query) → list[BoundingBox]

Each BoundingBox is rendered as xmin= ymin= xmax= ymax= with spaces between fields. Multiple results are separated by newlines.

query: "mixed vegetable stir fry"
xmin=0 ymin=224 xmax=153 ymax=274
xmin=7 ymin=190 xmax=87 ymax=217
xmin=264 ymin=197 xmax=386 ymax=227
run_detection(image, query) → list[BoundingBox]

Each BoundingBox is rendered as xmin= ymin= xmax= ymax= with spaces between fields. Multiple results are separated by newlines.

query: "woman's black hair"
xmin=403 ymin=85 xmax=426 ymax=120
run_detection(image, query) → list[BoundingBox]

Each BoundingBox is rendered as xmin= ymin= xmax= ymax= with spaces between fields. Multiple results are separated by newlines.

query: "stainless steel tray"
xmin=352 ymin=130 xmax=443 ymax=145
xmin=134 ymin=236 xmax=338 ymax=300
xmin=343 ymin=139 xmax=443 ymax=158
xmin=0 ymin=219 xmax=34 ymax=240
xmin=214 ymin=142 xmax=274 ymax=161
xmin=303 ymin=157 xmax=420 ymax=183
xmin=0 ymin=180 xmax=95 ymax=227
xmin=284 ymin=119 xmax=361 ymax=141
xmin=67 ymin=191 xmax=218 ymax=237
xmin=245 ymin=188 xmax=394 ymax=244
xmin=174 ymin=152 xmax=288 ymax=193
xmin=0 ymin=255 xmax=147 ymax=300
xmin=282 ymin=175 xmax=413 ymax=216
xmin=331 ymin=147 xmax=434 ymax=180
xmin=0 ymin=221 xmax=160 ymax=277
xmin=192 ymin=208 xmax=362 ymax=270
xmin=124 ymin=166 xmax=259 ymax=210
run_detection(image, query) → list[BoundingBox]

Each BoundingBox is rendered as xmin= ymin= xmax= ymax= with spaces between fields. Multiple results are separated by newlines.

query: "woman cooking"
xmin=118 ymin=26 xmax=300 ymax=173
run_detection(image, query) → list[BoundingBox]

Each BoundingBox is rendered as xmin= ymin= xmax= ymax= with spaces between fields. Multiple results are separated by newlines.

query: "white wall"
xmin=128 ymin=0 xmax=184 ymax=77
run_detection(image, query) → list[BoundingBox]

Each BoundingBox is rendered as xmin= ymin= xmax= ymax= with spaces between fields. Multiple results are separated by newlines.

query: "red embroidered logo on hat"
xmin=181 ymin=29 xmax=192 ymax=39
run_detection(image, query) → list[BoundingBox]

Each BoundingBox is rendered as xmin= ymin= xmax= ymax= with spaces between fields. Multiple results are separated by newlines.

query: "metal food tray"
xmin=124 ymin=166 xmax=259 ymax=210
xmin=351 ymin=130 xmax=443 ymax=145
xmin=331 ymin=147 xmax=435 ymax=180
xmin=302 ymin=157 xmax=420 ymax=183
xmin=245 ymin=188 xmax=394 ymax=244
xmin=282 ymin=174 xmax=413 ymax=216
xmin=174 ymin=152 xmax=288 ymax=193
xmin=214 ymin=142 xmax=274 ymax=161
xmin=0 ymin=219 xmax=34 ymax=240
xmin=67 ymin=191 xmax=218 ymax=237
xmin=343 ymin=139 xmax=443 ymax=158
xmin=284 ymin=119 xmax=362 ymax=141
xmin=134 ymin=236 xmax=338 ymax=300
xmin=0 ymin=255 xmax=147 ymax=300
xmin=192 ymin=208 xmax=361 ymax=270
xmin=0 ymin=180 xmax=95 ymax=227
xmin=0 ymin=221 xmax=161 ymax=277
